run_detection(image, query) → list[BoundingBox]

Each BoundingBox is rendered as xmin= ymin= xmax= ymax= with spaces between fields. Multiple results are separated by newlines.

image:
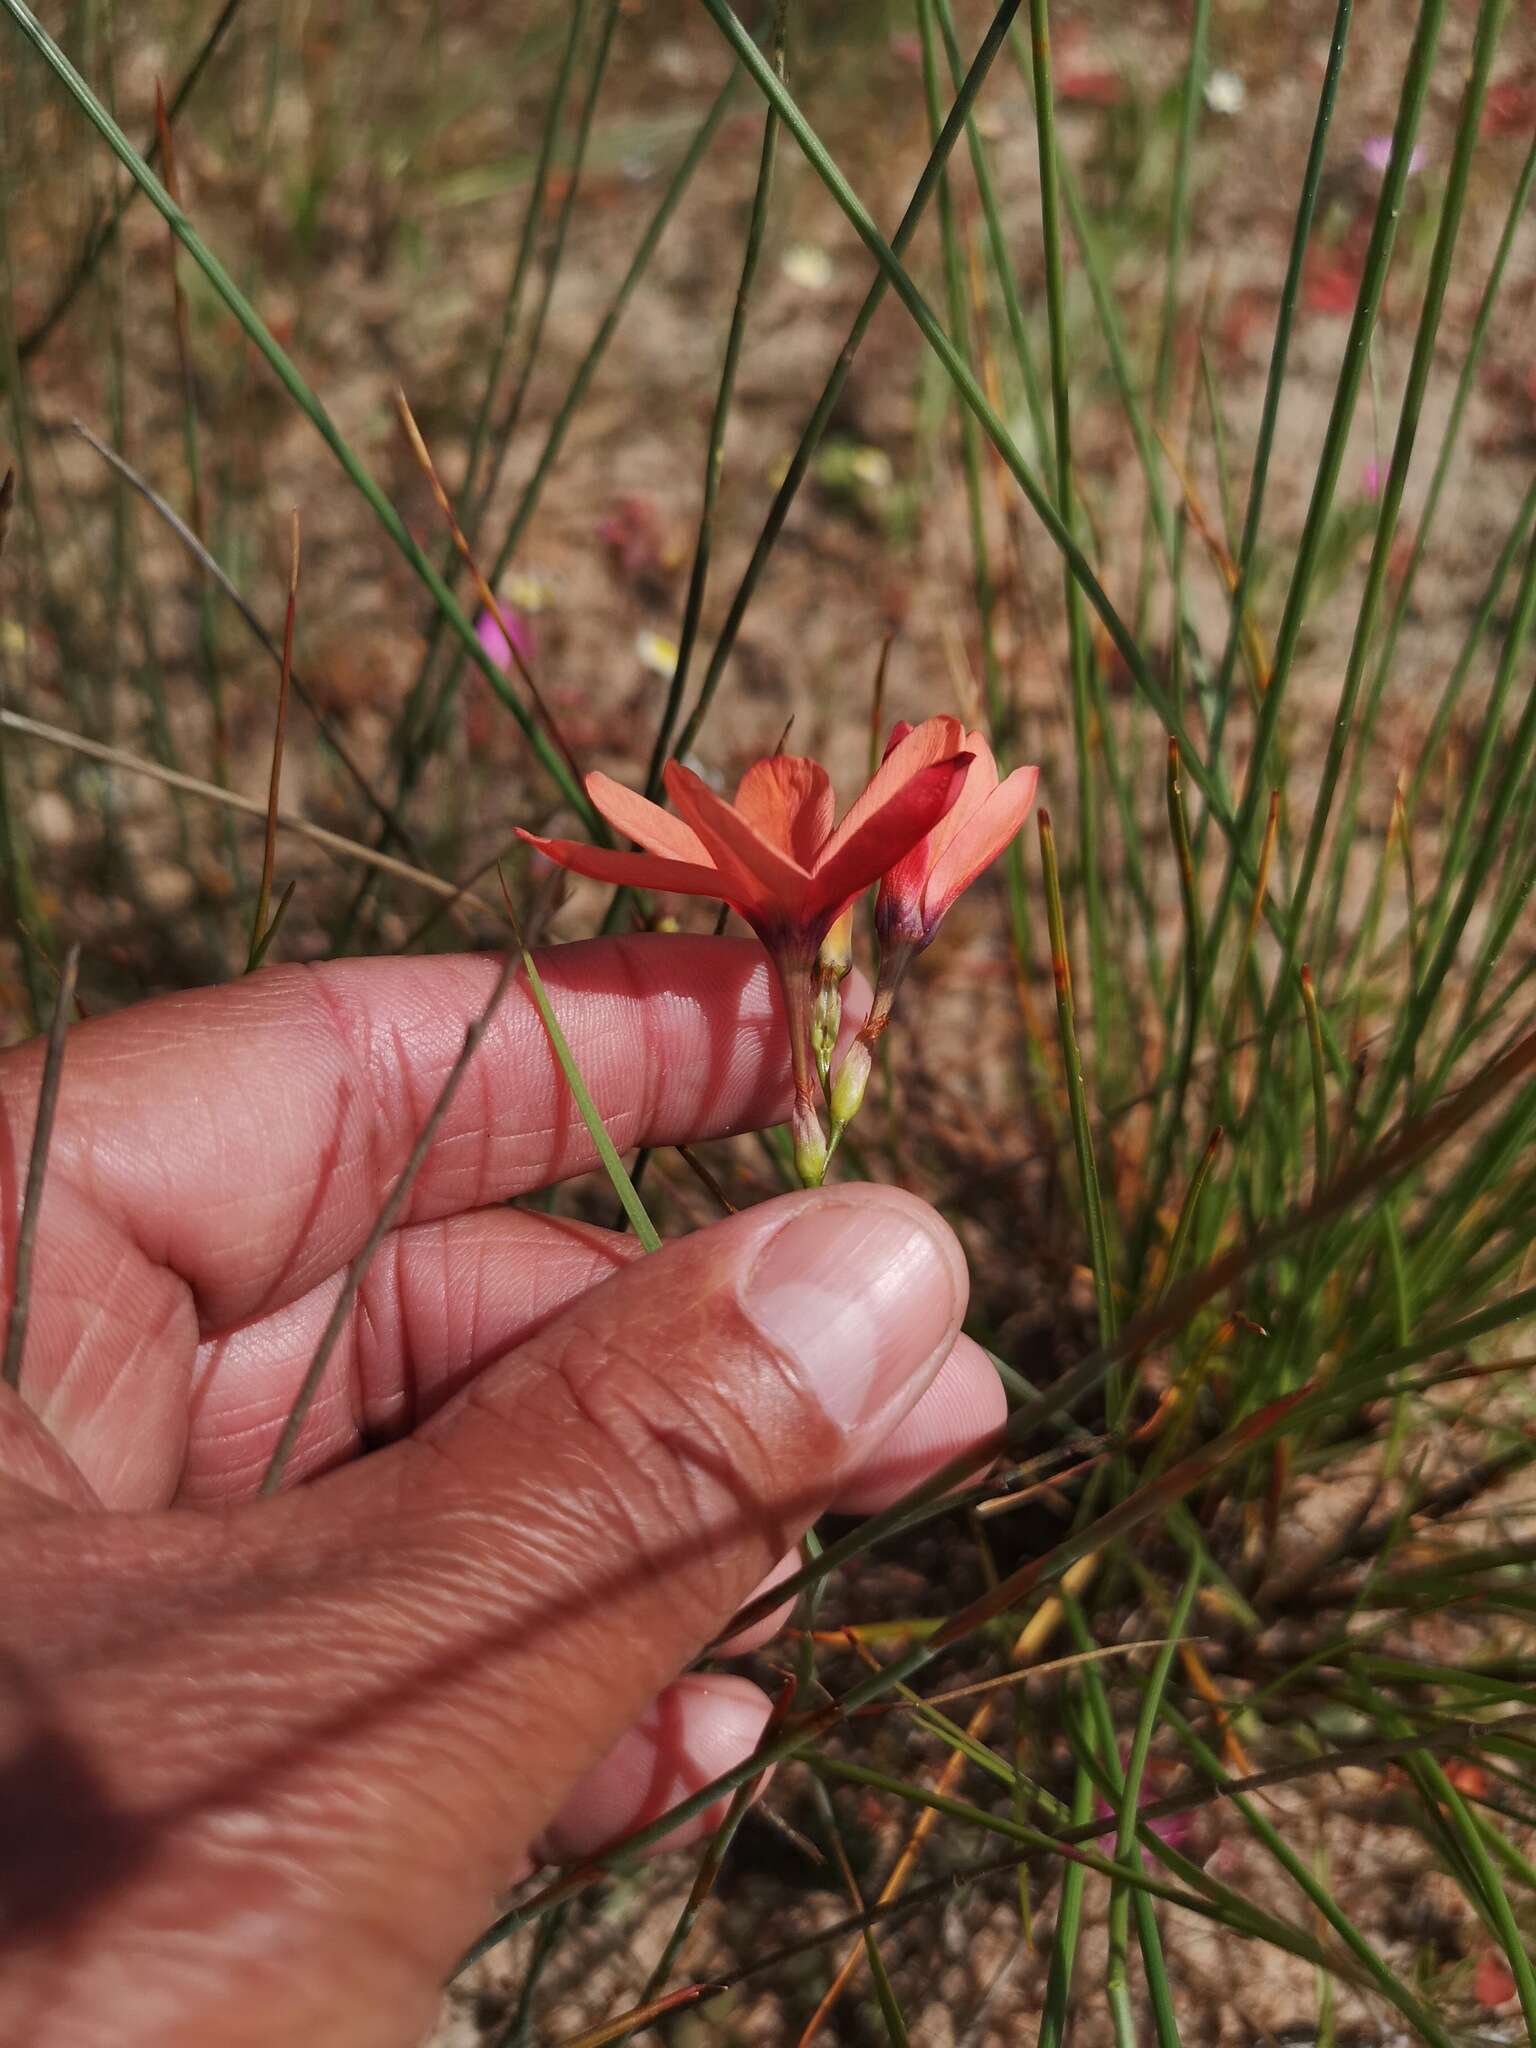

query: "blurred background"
xmin=4 ymin=0 xmax=1536 ymax=2040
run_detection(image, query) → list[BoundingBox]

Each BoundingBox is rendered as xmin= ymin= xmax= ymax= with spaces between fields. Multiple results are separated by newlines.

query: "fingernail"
xmin=740 ymin=1190 xmax=964 ymax=1434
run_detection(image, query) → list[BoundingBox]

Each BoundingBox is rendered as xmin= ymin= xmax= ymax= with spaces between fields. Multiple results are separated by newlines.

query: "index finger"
xmin=3 ymin=937 xmax=828 ymax=1332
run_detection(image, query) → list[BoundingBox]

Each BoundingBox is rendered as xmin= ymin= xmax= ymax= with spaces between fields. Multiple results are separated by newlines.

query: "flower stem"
xmin=776 ymin=952 xmax=828 ymax=1186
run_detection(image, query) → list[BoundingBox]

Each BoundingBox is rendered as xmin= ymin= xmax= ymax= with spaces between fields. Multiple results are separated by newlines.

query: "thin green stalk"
xmin=1135 ymin=0 xmax=1210 ymax=634
xmin=1027 ymin=0 xmax=1107 ymax=1054
xmin=673 ymin=0 xmax=1027 ymax=767
xmin=1 ymin=945 xmax=79 ymax=1391
xmin=1319 ymin=122 xmax=1536 ymax=961
xmin=1192 ymin=0 xmax=1353 ymax=846
xmin=477 ymin=72 xmax=740 ymax=619
xmin=464 ymin=0 xmax=590 ymax=511
xmin=468 ymin=0 xmax=620 ymax=535
xmin=1160 ymin=1703 xmax=1457 ymax=2048
xmin=1364 ymin=1690 xmax=1536 ymax=2034
xmin=1156 ymin=1126 xmax=1222 ymax=1303
xmin=1405 ymin=473 xmax=1536 ymax=819
xmin=1300 ymin=967 xmax=1329 ymax=1194
xmin=643 ymin=1 xmax=785 ymax=796
xmin=931 ymin=0 xmax=1053 ymax=507
xmin=1203 ymin=0 xmax=1446 ymax=987
xmin=1039 ymin=810 xmax=1117 ymax=1347
xmin=1150 ymin=0 xmax=1209 ymax=426
xmin=918 ymin=0 xmax=1000 ymax=731
xmin=497 ymin=1898 xmax=570 ymax=2046
xmin=259 ymin=951 xmax=524 ymax=1495
xmin=691 ymin=0 xmax=1260 ymax=854
xmin=14 ymin=0 xmax=244 ymax=363
xmin=1131 ymin=739 xmax=1206 ymax=1280
xmin=396 ymin=0 xmax=595 ymax=754
xmin=1265 ymin=0 xmax=1509 ymax=1039
xmin=1037 ymin=1768 xmax=1093 ymax=2048
xmin=1365 ymin=522 xmax=1536 ymax=1129
xmin=1069 ymin=1577 xmax=1192 ymax=2048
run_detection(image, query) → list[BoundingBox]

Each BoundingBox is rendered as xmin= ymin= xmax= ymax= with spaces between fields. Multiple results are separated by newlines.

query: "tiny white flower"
xmin=782 ymin=242 xmax=833 ymax=291
xmin=1204 ymin=68 xmax=1246 ymax=116
xmin=850 ymin=446 xmax=894 ymax=490
xmin=505 ymin=572 xmax=554 ymax=613
xmin=635 ymin=629 xmax=679 ymax=678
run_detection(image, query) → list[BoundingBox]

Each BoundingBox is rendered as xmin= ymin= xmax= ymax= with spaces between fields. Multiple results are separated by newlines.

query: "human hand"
xmin=0 ymin=936 xmax=1003 ymax=2047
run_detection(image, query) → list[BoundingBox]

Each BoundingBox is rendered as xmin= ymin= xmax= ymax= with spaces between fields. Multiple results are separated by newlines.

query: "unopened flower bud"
xmin=829 ymin=1035 xmax=872 ymax=1132
xmin=792 ymin=1095 xmax=828 ymax=1188
xmin=811 ymin=982 xmax=841 ymax=1088
xmin=812 ymin=909 xmax=855 ymax=1087
xmin=818 ymin=907 xmax=854 ymax=985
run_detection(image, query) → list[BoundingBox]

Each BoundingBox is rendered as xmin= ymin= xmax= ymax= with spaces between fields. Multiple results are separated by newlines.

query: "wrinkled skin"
xmin=0 ymin=938 xmax=1003 ymax=2047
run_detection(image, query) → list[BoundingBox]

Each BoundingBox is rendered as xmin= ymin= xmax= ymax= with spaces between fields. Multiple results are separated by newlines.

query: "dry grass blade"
xmin=69 ymin=421 xmax=434 ymax=870
xmin=864 ymin=1636 xmax=1193 ymax=1716
xmin=152 ymin=82 xmax=205 ymax=539
xmin=247 ymin=510 xmax=298 ymax=970
xmin=549 ymin=1982 xmax=723 ymax=2047
xmin=16 ymin=0 xmax=244 ymax=363
xmin=2 ymin=943 xmax=80 ymax=1392
xmin=258 ymin=948 xmax=520 ymax=1494
xmin=0 ymin=707 xmax=500 ymax=914
xmin=675 ymin=1143 xmax=737 ymax=1213
xmin=394 ymin=389 xmax=584 ymax=787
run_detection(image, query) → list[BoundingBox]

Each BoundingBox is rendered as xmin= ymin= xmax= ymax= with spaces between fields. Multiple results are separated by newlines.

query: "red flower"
xmin=827 ymin=726 xmax=1038 ymax=1135
xmin=519 ymin=720 xmax=973 ymax=1181
xmin=520 ymin=719 xmax=972 ymax=966
xmin=875 ymin=724 xmax=1039 ymax=952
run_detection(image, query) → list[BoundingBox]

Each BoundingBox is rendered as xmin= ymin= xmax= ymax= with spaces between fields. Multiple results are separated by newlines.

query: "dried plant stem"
xmin=0 ymin=708 xmax=497 ymax=913
xmin=70 ymin=421 xmax=429 ymax=866
xmin=394 ymin=389 xmax=585 ymax=789
xmin=16 ymin=0 xmax=245 ymax=363
xmin=247 ymin=512 xmax=298 ymax=970
xmin=2 ymin=944 xmax=80 ymax=1392
xmin=259 ymin=951 xmax=520 ymax=1494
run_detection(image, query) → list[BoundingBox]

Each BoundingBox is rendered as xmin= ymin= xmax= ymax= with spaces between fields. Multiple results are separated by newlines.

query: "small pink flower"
xmin=1362 ymin=458 xmax=1382 ymax=499
xmin=827 ymin=725 xmax=1038 ymax=1133
xmin=476 ymin=604 xmax=536 ymax=672
xmin=875 ymin=724 xmax=1040 ymax=952
xmin=1361 ymin=133 xmax=1426 ymax=178
xmin=1093 ymin=1753 xmax=1208 ymax=1868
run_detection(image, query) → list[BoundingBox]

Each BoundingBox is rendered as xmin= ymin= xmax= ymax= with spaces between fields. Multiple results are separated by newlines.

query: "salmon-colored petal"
xmin=880 ymin=719 xmax=915 ymax=764
xmin=516 ymin=829 xmax=736 ymax=905
xmin=923 ymin=764 xmax=1040 ymax=926
xmin=733 ymin=755 xmax=835 ymax=866
xmin=586 ymin=773 xmax=712 ymax=863
xmin=923 ymin=732 xmax=1000 ymax=866
xmin=878 ymin=731 xmax=1002 ymax=926
xmin=810 ymin=755 xmax=971 ymax=921
xmin=665 ymin=761 xmax=814 ymax=916
xmin=822 ymin=715 xmax=965 ymax=865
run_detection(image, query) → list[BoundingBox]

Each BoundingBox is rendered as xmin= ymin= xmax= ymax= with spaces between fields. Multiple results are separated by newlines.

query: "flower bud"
xmin=829 ymin=1035 xmax=872 ymax=1132
xmin=811 ymin=982 xmax=841 ymax=1088
xmin=812 ymin=907 xmax=855 ymax=1086
xmin=818 ymin=907 xmax=854 ymax=985
xmin=792 ymin=1095 xmax=829 ymax=1188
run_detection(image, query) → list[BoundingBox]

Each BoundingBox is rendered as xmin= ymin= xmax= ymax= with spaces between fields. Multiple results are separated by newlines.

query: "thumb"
xmin=6 ymin=1186 xmax=965 ymax=2048
xmin=334 ymin=1180 xmax=968 ymax=1862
